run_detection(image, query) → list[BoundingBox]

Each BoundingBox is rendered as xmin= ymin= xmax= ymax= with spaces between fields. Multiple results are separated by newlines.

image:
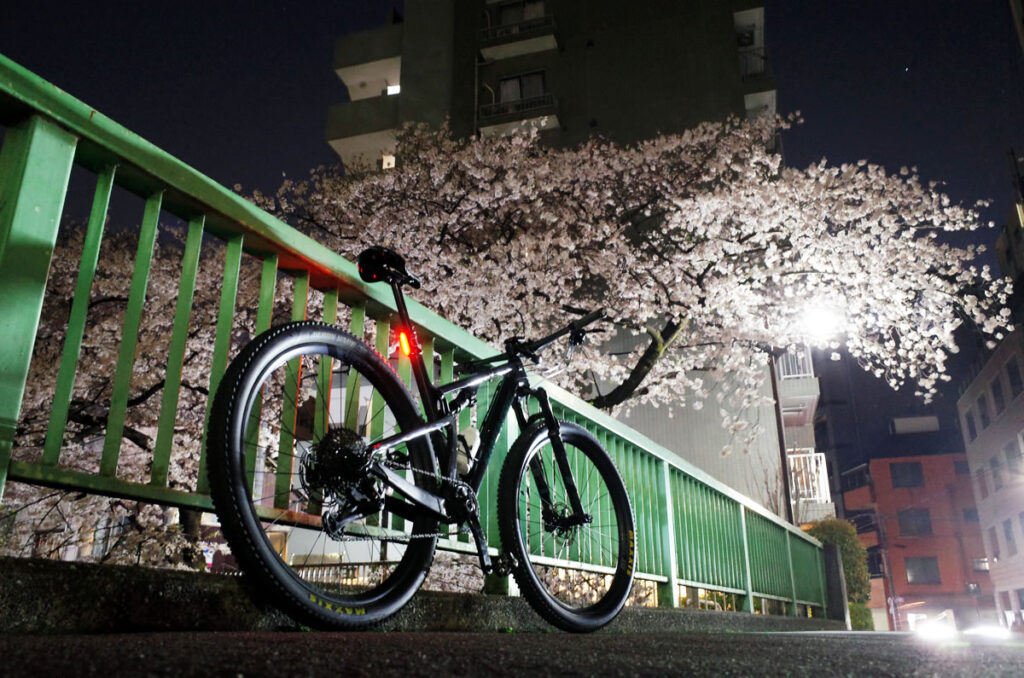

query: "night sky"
xmin=4 ymin=1 xmax=1023 ymax=468
xmin=1 ymin=1 xmax=402 ymax=196
xmin=768 ymin=0 xmax=1024 ymax=253
xmin=3 ymin=2 xmax=1022 ymax=237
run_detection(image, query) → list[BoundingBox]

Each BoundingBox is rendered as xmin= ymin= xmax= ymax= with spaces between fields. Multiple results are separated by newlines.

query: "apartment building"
xmin=843 ymin=454 xmax=995 ymax=631
xmin=325 ymin=0 xmax=831 ymax=519
xmin=957 ymin=330 xmax=1024 ymax=629
xmin=328 ymin=0 xmax=775 ymax=164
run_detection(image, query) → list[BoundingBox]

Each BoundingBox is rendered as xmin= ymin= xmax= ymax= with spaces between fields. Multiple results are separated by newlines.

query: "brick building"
xmin=843 ymin=454 xmax=995 ymax=631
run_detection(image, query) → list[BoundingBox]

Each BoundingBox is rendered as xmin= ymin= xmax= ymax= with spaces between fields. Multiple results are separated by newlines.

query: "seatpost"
xmin=390 ymin=282 xmax=441 ymax=422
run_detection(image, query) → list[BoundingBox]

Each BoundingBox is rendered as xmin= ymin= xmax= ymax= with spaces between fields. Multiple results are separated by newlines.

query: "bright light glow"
xmin=963 ymin=625 xmax=1012 ymax=640
xmin=915 ymin=619 xmax=958 ymax=642
xmin=800 ymin=304 xmax=844 ymax=343
xmin=386 ymin=84 xmax=401 ymax=95
xmin=382 ymin=153 xmax=396 ymax=170
xmin=398 ymin=330 xmax=412 ymax=356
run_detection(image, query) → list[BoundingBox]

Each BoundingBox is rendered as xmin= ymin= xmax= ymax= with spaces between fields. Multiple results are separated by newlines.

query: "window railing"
xmin=777 ymin=346 xmax=814 ymax=380
xmin=479 ymin=93 xmax=557 ymax=123
xmin=739 ymin=46 xmax=768 ymax=80
xmin=481 ymin=15 xmax=555 ymax=43
xmin=788 ymin=450 xmax=831 ymax=503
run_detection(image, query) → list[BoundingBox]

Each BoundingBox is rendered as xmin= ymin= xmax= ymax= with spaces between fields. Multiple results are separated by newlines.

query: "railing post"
xmin=657 ymin=461 xmax=679 ymax=607
xmin=740 ymin=505 xmax=755 ymax=612
xmin=0 ymin=115 xmax=77 ymax=502
xmin=786 ymin=531 xmax=798 ymax=616
xmin=100 ymin=191 xmax=163 ymax=477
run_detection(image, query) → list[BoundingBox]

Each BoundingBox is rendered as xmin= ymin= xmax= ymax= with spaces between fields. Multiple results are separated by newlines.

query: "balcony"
xmin=778 ymin=346 xmax=814 ymax=379
xmin=777 ymin=347 xmax=819 ymax=428
xmin=333 ymin=23 xmax=403 ymax=101
xmin=326 ymin=94 xmax=399 ymax=170
xmin=843 ymin=484 xmax=875 ymax=511
xmin=478 ymin=94 xmax=559 ymax=138
xmin=480 ymin=15 xmax=558 ymax=60
xmin=789 ymin=450 xmax=835 ymax=523
xmin=739 ymin=47 xmax=768 ymax=81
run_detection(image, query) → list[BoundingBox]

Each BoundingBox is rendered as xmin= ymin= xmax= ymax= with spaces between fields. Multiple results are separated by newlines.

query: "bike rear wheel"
xmin=497 ymin=420 xmax=635 ymax=632
xmin=206 ymin=321 xmax=437 ymax=629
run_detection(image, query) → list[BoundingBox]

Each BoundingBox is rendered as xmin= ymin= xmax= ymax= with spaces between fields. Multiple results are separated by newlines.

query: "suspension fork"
xmin=527 ymin=387 xmax=587 ymax=518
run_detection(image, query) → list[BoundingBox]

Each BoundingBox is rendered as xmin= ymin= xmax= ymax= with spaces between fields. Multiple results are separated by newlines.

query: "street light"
xmin=800 ymin=303 xmax=845 ymax=344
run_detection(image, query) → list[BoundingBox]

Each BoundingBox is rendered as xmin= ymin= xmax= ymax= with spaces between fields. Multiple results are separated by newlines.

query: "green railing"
xmin=0 ymin=54 xmax=826 ymax=613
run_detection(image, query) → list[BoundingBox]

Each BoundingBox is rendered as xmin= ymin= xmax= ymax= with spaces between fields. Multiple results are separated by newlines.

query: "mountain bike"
xmin=206 ymin=246 xmax=635 ymax=632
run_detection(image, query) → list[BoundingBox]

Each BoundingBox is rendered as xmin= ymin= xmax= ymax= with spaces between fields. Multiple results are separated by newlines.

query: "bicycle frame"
xmin=363 ymin=282 xmax=588 ymax=570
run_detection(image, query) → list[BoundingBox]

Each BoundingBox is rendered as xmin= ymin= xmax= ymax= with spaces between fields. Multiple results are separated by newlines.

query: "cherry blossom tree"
xmin=2 ymin=113 xmax=1012 ymax=562
xmin=261 ymin=115 xmax=1012 ymax=437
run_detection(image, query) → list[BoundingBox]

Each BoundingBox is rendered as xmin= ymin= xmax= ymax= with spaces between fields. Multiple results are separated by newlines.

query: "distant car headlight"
xmin=915 ymin=620 xmax=958 ymax=641
xmin=963 ymin=625 xmax=1012 ymax=641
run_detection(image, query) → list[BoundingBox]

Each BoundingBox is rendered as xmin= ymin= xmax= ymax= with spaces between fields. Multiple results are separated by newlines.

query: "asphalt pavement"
xmin=3 ymin=630 xmax=1023 ymax=678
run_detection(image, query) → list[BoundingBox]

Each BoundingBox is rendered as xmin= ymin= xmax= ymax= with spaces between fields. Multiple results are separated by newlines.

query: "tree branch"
xmin=589 ymin=319 xmax=683 ymax=410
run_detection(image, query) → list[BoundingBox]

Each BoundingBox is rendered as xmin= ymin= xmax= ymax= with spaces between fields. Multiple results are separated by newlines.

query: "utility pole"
xmin=768 ymin=350 xmax=794 ymax=524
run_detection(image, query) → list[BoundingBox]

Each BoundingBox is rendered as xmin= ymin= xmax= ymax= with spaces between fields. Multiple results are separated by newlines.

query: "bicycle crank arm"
xmin=370 ymin=462 xmax=449 ymax=522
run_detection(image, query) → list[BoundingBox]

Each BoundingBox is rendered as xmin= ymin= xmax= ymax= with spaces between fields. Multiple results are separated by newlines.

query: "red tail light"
xmin=399 ymin=330 xmax=412 ymax=356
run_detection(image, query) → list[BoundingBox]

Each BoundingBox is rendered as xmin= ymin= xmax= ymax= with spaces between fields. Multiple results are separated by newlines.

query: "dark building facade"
xmin=327 ymin=0 xmax=774 ymax=168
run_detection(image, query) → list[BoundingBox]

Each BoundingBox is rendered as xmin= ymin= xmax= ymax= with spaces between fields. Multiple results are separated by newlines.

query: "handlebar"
xmin=461 ymin=309 xmax=606 ymax=370
xmin=523 ymin=308 xmax=605 ymax=355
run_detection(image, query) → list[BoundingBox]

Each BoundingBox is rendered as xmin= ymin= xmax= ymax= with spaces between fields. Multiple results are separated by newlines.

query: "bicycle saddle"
xmin=357 ymin=246 xmax=420 ymax=288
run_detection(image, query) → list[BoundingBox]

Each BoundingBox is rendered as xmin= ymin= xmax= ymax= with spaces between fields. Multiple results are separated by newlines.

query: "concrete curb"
xmin=0 ymin=556 xmax=845 ymax=634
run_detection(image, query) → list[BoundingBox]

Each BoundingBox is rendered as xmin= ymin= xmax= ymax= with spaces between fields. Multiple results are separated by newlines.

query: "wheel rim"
xmin=513 ymin=434 xmax=630 ymax=613
xmin=230 ymin=339 xmax=435 ymax=609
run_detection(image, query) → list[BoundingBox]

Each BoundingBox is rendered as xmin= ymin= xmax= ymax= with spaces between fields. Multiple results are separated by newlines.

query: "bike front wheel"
xmin=206 ymin=321 xmax=438 ymax=629
xmin=497 ymin=420 xmax=635 ymax=632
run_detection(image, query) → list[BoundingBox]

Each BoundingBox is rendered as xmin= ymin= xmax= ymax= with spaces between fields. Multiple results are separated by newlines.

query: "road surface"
xmin=3 ymin=630 xmax=1022 ymax=677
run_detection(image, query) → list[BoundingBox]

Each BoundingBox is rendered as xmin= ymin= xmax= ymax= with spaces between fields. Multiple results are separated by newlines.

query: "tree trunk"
xmin=589 ymin=320 xmax=682 ymax=410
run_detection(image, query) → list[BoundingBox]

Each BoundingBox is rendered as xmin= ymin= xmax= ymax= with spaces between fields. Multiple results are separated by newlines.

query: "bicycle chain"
xmin=325 ymin=461 xmax=472 ymax=543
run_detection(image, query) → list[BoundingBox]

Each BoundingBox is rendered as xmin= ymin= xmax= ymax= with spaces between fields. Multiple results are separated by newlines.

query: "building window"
xmin=1005 ymin=519 xmax=1018 ymax=557
xmin=381 ymin=153 xmax=396 ymax=170
xmin=988 ymin=526 xmax=1001 ymax=559
xmin=905 ymin=556 xmax=941 ymax=584
xmin=499 ymin=0 xmax=546 ymax=26
xmin=964 ymin=412 xmax=977 ymax=442
xmin=955 ymin=460 xmax=970 ymax=475
xmin=898 ymin=508 xmax=933 ymax=536
xmin=890 ymin=461 xmax=924 ymax=488
xmin=1008 ymin=356 xmax=1024 ymax=398
xmin=974 ymin=557 xmax=992 ymax=572
xmin=991 ymin=456 xmax=1004 ymax=491
xmin=499 ymin=71 xmax=545 ymax=102
xmin=866 ymin=547 xmax=884 ymax=578
xmin=978 ymin=472 xmax=989 ymax=499
xmin=1018 ymin=588 xmax=1024 ymax=608
xmin=1009 ymin=436 xmax=1024 ymax=475
xmin=992 ymin=378 xmax=1006 ymax=414
xmin=963 ymin=508 xmax=979 ymax=523
xmin=977 ymin=395 xmax=991 ymax=428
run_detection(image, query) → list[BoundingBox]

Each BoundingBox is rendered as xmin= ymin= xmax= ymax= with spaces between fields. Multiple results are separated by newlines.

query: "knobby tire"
xmin=206 ymin=321 xmax=437 ymax=629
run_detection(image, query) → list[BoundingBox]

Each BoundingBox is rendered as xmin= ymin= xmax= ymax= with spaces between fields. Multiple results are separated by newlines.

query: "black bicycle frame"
xmin=375 ymin=282 xmax=584 ymax=517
